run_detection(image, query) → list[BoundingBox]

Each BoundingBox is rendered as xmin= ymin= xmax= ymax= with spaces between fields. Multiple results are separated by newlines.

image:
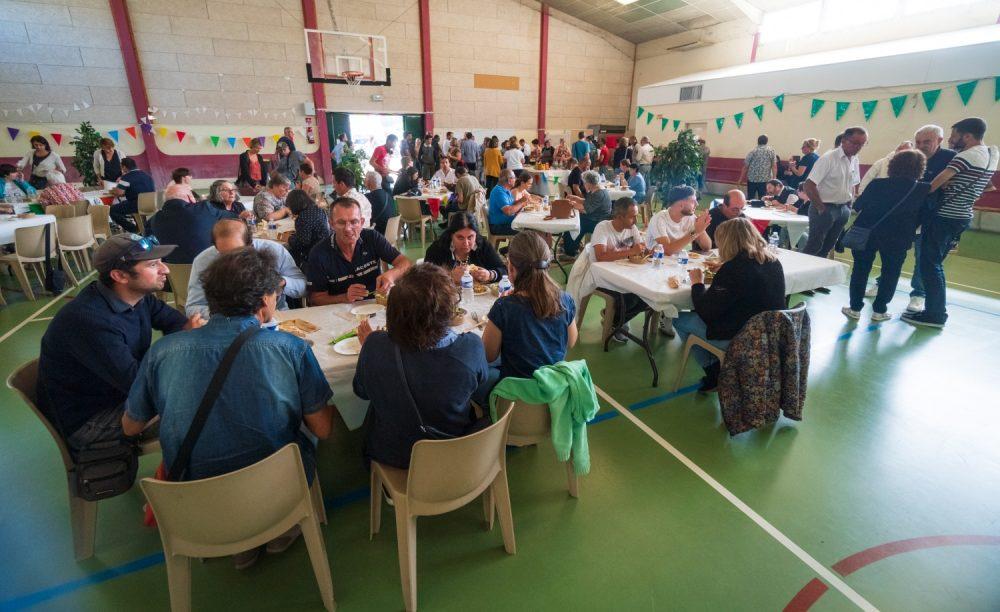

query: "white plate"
xmin=350 ymin=303 xmax=384 ymax=316
xmin=332 ymin=336 xmax=361 ymax=355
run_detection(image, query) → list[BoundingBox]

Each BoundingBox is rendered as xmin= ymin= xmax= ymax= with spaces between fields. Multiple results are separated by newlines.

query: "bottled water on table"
xmin=768 ymin=231 xmax=780 ymax=253
xmin=460 ymin=268 xmax=474 ymax=306
xmin=677 ymin=249 xmax=689 ymax=266
xmin=498 ymin=274 xmax=512 ymax=296
xmin=267 ymin=221 xmax=277 ymax=240
xmin=652 ymin=244 xmax=664 ymax=267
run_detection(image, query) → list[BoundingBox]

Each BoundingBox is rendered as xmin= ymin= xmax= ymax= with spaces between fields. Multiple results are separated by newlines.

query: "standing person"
xmin=539 ymin=139 xmax=555 ymax=166
xmin=363 ymin=171 xmax=394 ymax=236
xmin=529 ymin=139 xmax=542 ymax=164
xmin=370 ymin=134 xmax=397 ymax=192
xmin=93 ymin=137 xmax=126 ymax=185
xmin=400 ymin=132 xmax=413 ymax=161
xmin=487 ymin=169 xmax=530 ymax=236
xmin=478 ymin=136 xmax=490 ymax=180
xmin=904 ymin=117 xmax=998 ymax=328
xmin=554 ymin=138 xmax=571 ymax=167
xmin=597 ymin=138 xmax=611 ymax=177
xmin=612 ymin=137 xmax=629 ymax=169
xmin=109 ymin=158 xmax=154 ymax=233
xmin=236 ymin=139 xmax=267 ymax=194
xmin=442 ymin=132 xmax=454 ymax=155
xmin=634 ymin=136 xmax=654 ymax=179
xmin=286 ymin=188 xmax=331 ymax=265
xmin=332 ymin=133 xmax=348 ymax=165
xmin=17 ymin=135 xmax=66 ymax=189
xmin=503 ymin=140 xmax=526 ymax=177
xmin=843 ymin=150 xmax=930 ymax=322
xmin=738 ymin=135 xmax=778 ymax=199
xmin=447 ymin=138 xmax=462 ymax=168
xmin=783 ymin=138 xmax=820 ymax=189
xmin=800 ymin=127 xmax=867 ymax=263
xmin=697 ymin=139 xmax=710 ymax=192
xmin=588 ymin=197 xmax=647 ymax=343
xmin=270 ymin=141 xmax=306 ymax=184
xmin=561 ymin=170 xmax=611 ymax=258
xmin=37 ymin=235 xmax=201 ymax=450
xmin=461 ymin=132 xmax=480 ymax=174
xmin=572 ymin=131 xmax=590 ymax=162
xmin=483 ymin=136 xmax=503 ymax=196
xmin=859 ymin=141 xmax=914 ymax=194
xmin=277 ymin=126 xmax=296 ymax=151
xmin=418 ymin=133 xmax=439 ymax=180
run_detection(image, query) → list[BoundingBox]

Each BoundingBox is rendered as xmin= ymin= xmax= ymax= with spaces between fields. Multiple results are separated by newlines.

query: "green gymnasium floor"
xmin=1 ymin=223 xmax=999 ymax=611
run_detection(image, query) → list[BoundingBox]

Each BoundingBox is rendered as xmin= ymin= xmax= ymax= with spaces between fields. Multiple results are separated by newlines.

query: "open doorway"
xmin=348 ymin=114 xmax=404 ymax=174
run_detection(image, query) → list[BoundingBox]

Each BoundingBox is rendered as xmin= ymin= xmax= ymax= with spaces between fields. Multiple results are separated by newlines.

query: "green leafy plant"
xmin=648 ymin=129 xmax=705 ymax=203
xmin=70 ymin=121 xmax=103 ymax=187
xmin=338 ymin=146 xmax=368 ymax=188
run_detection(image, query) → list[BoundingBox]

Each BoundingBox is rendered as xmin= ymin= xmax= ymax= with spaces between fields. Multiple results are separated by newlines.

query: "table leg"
xmin=550 ymin=233 xmax=569 ymax=280
xmin=601 ymin=307 xmax=659 ymax=387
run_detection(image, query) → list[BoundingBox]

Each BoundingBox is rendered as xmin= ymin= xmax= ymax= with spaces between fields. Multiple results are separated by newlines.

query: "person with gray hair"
xmin=208 ymin=179 xmax=252 ymax=219
xmin=561 ymin=169 xmax=612 ymax=258
xmin=270 ymin=140 xmax=306 ymax=184
xmin=801 ymin=126 xmax=868 ymax=262
xmin=487 ymin=168 xmax=531 ymax=236
xmin=364 ymin=170 xmax=393 ymax=235
xmin=253 ymin=172 xmax=292 ymax=221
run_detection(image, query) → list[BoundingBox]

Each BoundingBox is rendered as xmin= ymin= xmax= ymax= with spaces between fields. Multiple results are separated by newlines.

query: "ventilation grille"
xmin=679 ymin=85 xmax=702 ymax=102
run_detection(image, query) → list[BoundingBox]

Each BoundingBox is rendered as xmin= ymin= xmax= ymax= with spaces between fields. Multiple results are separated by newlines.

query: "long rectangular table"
xmin=743 ymin=206 xmax=810 ymax=247
xmin=0 ymin=214 xmax=57 ymax=245
xmin=275 ymin=293 xmax=498 ymax=430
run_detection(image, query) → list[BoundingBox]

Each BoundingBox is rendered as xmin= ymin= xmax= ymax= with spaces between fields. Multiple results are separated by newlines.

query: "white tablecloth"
xmin=79 ymin=190 xmax=112 ymax=206
xmin=253 ymin=217 xmax=295 ymax=241
xmin=603 ymin=187 xmax=636 ymax=201
xmin=511 ymin=209 xmax=581 ymax=238
xmin=276 ymin=294 xmax=498 ymax=430
xmin=0 ymin=214 xmax=56 ymax=245
xmin=524 ymin=168 xmax=571 ymax=197
xmin=744 ymin=206 xmax=810 ymax=247
xmin=591 ymin=248 xmax=847 ymax=318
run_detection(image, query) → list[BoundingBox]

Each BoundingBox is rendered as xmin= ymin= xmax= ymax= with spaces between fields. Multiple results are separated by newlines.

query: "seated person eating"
xmin=589 ymin=198 xmax=648 ymax=343
xmin=487 ymin=169 xmax=530 ymax=236
xmin=305 ymin=196 xmax=411 ymax=305
xmin=424 ymin=212 xmax=506 ymax=285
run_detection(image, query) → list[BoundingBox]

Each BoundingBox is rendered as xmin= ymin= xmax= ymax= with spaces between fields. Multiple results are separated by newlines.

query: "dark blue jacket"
xmin=149 ymin=199 xmax=229 ymax=264
xmin=852 ymin=177 xmax=931 ymax=252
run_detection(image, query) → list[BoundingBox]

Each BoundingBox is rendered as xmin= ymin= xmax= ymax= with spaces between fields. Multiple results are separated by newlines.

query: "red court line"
xmin=785 ymin=534 xmax=1000 ymax=611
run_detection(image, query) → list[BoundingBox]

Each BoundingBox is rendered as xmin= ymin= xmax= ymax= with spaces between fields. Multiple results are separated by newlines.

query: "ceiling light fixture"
xmin=615 ymin=0 xmax=639 ymax=5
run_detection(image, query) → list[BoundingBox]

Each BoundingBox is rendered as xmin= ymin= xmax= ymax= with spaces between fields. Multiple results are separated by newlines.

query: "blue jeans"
xmin=850 ymin=248 xmax=906 ymax=313
xmin=562 ymin=215 xmax=600 ymax=257
xmin=875 ymin=238 xmax=923 ymax=297
xmin=673 ymin=312 xmax=730 ymax=369
xmin=919 ymin=215 xmax=970 ymax=321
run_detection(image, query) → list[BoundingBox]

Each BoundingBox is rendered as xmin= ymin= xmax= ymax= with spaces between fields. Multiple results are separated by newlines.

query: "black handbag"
xmin=841 ymin=183 xmax=917 ymax=252
xmin=43 ymin=223 xmax=67 ymax=294
xmin=73 ymin=438 xmax=140 ymax=501
xmin=394 ymin=345 xmax=457 ymax=440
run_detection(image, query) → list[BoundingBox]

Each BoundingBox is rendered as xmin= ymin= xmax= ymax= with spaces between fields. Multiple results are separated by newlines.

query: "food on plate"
xmin=627 ymin=251 xmax=648 ymax=264
xmin=451 ymin=306 xmax=467 ymax=326
xmin=330 ymin=328 xmax=358 ymax=344
xmin=667 ymin=276 xmax=681 ymax=289
xmin=277 ymin=319 xmax=318 ymax=338
xmin=688 ymin=252 xmax=701 ymax=260
xmin=473 ymin=283 xmax=488 ymax=295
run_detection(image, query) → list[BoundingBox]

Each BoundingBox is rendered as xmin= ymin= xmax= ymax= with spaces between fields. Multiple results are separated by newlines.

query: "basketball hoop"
xmin=342 ymin=71 xmax=365 ymax=92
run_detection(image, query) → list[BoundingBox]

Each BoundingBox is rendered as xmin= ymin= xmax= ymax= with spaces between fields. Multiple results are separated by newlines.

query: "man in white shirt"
xmin=800 ymin=126 xmax=867 ymax=259
xmin=432 ymin=158 xmax=457 ymax=189
xmin=590 ymin=197 xmax=647 ymax=343
xmin=645 ymin=185 xmax=711 ymax=253
xmin=634 ymin=136 xmax=655 ymax=178
xmin=859 ymin=141 xmax=913 ymax=194
xmin=332 ymin=166 xmax=372 ymax=228
xmin=504 ymin=145 xmax=525 ymax=176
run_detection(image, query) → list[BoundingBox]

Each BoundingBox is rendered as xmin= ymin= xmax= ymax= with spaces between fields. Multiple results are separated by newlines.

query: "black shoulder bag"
xmin=43 ymin=223 xmax=66 ymax=294
xmin=393 ymin=345 xmax=458 ymax=440
xmin=167 ymin=327 xmax=259 ymax=481
xmin=841 ymin=183 xmax=917 ymax=252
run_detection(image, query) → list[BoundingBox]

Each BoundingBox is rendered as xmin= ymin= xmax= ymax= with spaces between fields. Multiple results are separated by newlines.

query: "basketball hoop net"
xmin=342 ymin=70 xmax=365 ymax=92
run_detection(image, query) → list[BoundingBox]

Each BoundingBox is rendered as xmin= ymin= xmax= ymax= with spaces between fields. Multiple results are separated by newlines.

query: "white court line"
xmin=832 ymin=256 xmax=1000 ymax=296
xmin=0 ymin=271 xmax=94 ymax=346
xmin=594 ymin=385 xmax=879 ymax=612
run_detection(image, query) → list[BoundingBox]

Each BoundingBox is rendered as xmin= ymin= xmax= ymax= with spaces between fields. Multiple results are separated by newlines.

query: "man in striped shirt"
xmin=904 ymin=117 xmax=998 ymax=328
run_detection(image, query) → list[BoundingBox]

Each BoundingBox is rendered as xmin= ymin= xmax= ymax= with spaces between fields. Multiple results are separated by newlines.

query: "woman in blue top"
xmin=0 ymin=164 xmax=37 ymax=204
xmin=619 ymin=162 xmax=646 ymax=203
xmin=783 ymin=138 xmax=820 ymax=189
xmin=483 ymin=231 xmax=578 ymax=381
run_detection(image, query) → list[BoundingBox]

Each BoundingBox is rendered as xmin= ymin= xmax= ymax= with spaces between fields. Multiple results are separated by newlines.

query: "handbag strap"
xmin=393 ymin=344 xmax=429 ymax=430
xmin=43 ymin=223 xmax=62 ymax=272
xmin=861 ymin=182 xmax=918 ymax=232
xmin=168 ymin=326 xmax=259 ymax=481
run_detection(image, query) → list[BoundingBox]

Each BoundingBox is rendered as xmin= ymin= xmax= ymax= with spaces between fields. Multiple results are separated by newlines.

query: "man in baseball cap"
xmin=38 ymin=233 xmax=204 ymax=450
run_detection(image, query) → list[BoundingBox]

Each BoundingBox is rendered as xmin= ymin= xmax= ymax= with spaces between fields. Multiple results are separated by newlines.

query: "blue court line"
xmin=0 ymin=311 xmax=958 ymax=609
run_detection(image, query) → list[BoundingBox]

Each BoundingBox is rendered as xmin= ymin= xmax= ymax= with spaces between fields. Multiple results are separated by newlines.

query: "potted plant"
xmin=337 ymin=146 xmax=368 ymax=190
xmin=648 ymin=129 xmax=705 ymax=204
xmin=70 ymin=121 xmax=102 ymax=188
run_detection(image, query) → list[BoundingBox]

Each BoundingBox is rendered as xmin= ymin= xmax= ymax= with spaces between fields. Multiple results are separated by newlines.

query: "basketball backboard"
xmin=304 ymin=29 xmax=390 ymax=86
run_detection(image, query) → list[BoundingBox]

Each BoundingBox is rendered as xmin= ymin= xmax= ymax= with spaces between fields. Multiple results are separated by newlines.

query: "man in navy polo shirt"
xmin=37 ymin=234 xmax=204 ymax=450
xmin=109 ymin=158 xmax=155 ymax=233
xmin=304 ymin=196 xmax=411 ymax=305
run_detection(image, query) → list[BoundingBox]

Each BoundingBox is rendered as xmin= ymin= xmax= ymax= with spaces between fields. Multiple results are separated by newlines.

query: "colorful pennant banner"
xmin=861 ymin=100 xmax=878 ymax=121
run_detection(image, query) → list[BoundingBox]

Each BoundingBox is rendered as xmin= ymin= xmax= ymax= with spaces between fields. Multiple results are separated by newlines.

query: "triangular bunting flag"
xmin=7 ymin=127 xmax=19 ymax=141
xmin=125 ymin=126 xmax=137 ymax=139
xmin=810 ymin=99 xmax=825 ymax=118
xmin=861 ymin=100 xmax=878 ymax=121
xmin=660 ymin=118 xmax=668 ymax=131
xmin=227 ymin=137 xmax=237 ymax=149
xmin=28 ymin=130 xmax=40 ymax=138
xmin=733 ymin=112 xmax=744 ymax=128
xmin=995 ymin=77 xmax=1000 ymax=102
xmin=672 ymin=120 xmax=680 ymax=131
xmin=921 ymin=89 xmax=941 ymax=112
xmin=772 ymin=94 xmax=784 ymax=111
xmin=243 ymin=137 xmax=252 ymax=148
xmin=176 ymin=131 xmax=186 ymax=143
xmin=157 ymin=127 xmax=168 ymax=137
xmin=956 ymin=80 xmax=977 ymax=106
xmin=272 ymin=133 xmax=282 ymax=141
xmin=890 ymin=95 xmax=908 ymax=118
xmin=645 ymin=112 xmax=653 ymax=125
xmin=258 ymin=136 xmax=266 ymax=146
xmin=51 ymin=133 xmax=62 ymax=146
xmin=715 ymin=117 xmax=725 ymax=132
xmin=752 ymin=105 xmax=764 ymax=121
xmin=636 ymin=106 xmax=645 ymax=119
xmin=108 ymin=130 xmax=119 ymax=142
xmin=210 ymin=136 xmax=220 ymax=147
xmin=835 ymin=101 xmax=850 ymax=121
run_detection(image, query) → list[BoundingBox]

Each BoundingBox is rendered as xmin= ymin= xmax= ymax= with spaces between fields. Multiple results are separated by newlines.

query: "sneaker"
xmin=814 ymin=287 xmax=831 ymax=294
xmin=233 ymin=547 xmax=263 ymax=570
xmin=800 ymin=290 xmax=816 ymax=296
xmin=265 ymin=524 xmax=302 ymax=554
xmin=871 ymin=311 xmax=892 ymax=322
xmin=906 ymin=296 xmax=925 ymax=313
xmin=841 ymin=306 xmax=861 ymax=320
xmin=611 ymin=330 xmax=628 ymax=343
xmin=901 ymin=311 xmax=946 ymax=328
xmin=864 ymin=285 xmax=878 ymax=298
xmin=658 ymin=316 xmax=675 ymax=337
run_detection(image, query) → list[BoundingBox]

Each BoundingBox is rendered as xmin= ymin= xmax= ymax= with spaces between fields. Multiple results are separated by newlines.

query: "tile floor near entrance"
xmin=1 ymin=229 xmax=999 ymax=611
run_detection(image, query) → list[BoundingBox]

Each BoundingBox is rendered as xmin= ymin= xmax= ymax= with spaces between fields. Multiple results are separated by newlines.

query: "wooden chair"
xmin=89 ymin=205 xmax=112 ymax=242
xmin=141 ymin=444 xmax=333 ymax=612
xmin=494 ymin=398 xmax=579 ymax=497
xmin=0 ymin=223 xmax=78 ymax=301
xmin=395 ymin=197 xmax=434 ymax=251
xmin=6 ymin=359 xmax=161 ymax=560
xmin=56 ymin=215 xmax=97 ymax=277
xmin=166 ymin=263 xmax=193 ymax=312
xmin=370 ymin=409 xmax=516 ymax=611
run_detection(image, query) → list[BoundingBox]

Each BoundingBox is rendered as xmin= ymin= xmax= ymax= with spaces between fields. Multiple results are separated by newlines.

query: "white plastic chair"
xmin=0 ymin=223 xmax=78 ymax=301
xmin=89 ymin=205 xmax=112 ymax=242
xmin=141 ymin=444 xmax=334 ymax=612
xmin=166 ymin=263 xmax=192 ymax=311
xmin=494 ymin=398 xmax=579 ymax=497
xmin=56 ymin=215 xmax=97 ymax=276
xmin=396 ymin=197 xmax=434 ymax=251
xmin=370 ymin=409 xmax=516 ymax=611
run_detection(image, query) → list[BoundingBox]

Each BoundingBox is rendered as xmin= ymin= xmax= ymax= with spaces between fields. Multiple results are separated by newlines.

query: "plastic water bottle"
xmin=461 ymin=268 xmax=474 ymax=306
xmin=677 ymin=249 xmax=689 ymax=266
xmin=652 ymin=244 xmax=664 ymax=267
xmin=542 ymin=195 xmax=549 ymax=208
xmin=267 ymin=221 xmax=277 ymax=240
xmin=498 ymin=274 xmax=512 ymax=296
xmin=768 ymin=231 xmax=780 ymax=253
